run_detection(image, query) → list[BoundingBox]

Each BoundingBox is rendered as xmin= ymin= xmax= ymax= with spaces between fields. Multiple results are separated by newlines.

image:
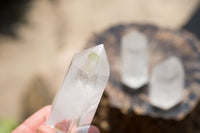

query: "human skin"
xmin=12 ymin=105 xmax=100 ymax=133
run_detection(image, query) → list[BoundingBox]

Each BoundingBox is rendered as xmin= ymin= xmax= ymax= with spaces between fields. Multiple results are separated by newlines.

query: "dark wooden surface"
xmin=87 ymin=24 xmax=200 ymax=133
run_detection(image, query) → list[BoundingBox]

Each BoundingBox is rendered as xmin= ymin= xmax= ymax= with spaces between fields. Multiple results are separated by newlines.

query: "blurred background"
xmin=0 ymin=0 xmax=200 ymax=132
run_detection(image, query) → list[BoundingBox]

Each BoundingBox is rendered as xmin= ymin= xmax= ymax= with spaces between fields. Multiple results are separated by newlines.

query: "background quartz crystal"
xmin=121 ymin=31 xmax=148 ymax=89
xmin=149 ymin=56 xmax=184 ymax=110
xmin=46 ymin=44 xmax=110 ymax=133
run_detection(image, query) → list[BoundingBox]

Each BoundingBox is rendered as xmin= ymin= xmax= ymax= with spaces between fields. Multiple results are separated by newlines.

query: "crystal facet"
xmin=121 ymin=30 xmax=148 ymax=89
xmin=46 ymin=44 xmax=110 ymax=133
xmin=149 ymin=56 xmax=184 ymax=110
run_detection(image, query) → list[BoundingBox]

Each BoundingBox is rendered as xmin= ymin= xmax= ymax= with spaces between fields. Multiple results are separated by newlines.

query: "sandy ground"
xmin=0 ymin=0 xmax=199 ymax=121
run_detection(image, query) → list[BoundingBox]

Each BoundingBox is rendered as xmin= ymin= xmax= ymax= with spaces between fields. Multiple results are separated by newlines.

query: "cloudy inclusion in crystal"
xmin=121 ymin=31 xmax=148 ymax=89
xmin=46 ymin=44 xmax=110 ymax=133
xmin=149 ymin=56 xmax=184 ymax=110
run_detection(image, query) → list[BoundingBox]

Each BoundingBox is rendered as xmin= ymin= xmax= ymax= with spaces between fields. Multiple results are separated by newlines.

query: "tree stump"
xmin=87 ymin=24 xmax=200 ymax=133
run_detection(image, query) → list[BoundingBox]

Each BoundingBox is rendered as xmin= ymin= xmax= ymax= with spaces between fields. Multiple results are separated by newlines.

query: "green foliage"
xmin=0 ymin=119 xmax=17 ymax=133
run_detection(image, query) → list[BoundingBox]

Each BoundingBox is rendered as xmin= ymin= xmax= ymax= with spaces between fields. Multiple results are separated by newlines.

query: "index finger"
xmin=12 ymin=105 xmax=51 ymax=133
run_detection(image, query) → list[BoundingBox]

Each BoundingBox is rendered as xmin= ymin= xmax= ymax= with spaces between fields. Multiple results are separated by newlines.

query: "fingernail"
xmin=36 ymin=126 xmax=43 ymax=133
xmin=36 ymin=125 xmax=56 ymax=133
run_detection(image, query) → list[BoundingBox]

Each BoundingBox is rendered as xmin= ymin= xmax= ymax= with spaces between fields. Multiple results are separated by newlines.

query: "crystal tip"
xmin=92 ymin=44 xmax=104 ymax=56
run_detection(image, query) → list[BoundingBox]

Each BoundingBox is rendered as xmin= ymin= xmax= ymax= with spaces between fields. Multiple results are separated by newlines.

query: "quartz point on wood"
xmin=149 ymin=56 xmax=184 ymax=110
xmin=46 ymin=44 xmax=110 ymax=133
xmin=121 ymin=30 xmax=148 ymax=89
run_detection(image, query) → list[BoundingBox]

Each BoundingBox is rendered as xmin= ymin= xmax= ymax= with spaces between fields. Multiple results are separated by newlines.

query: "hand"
xmin=12 ymin=105 xmax=100 ymax=133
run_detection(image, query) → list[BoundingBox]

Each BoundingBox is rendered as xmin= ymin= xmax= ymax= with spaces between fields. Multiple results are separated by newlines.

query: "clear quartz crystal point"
xmin=46 ymin=44 xmax=110 ymax=133
xmin=149 ymin=56 xmax=184 ymax=110
xmin=121 ymin=30 xmax=148 ymax=89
